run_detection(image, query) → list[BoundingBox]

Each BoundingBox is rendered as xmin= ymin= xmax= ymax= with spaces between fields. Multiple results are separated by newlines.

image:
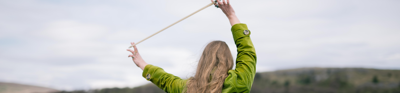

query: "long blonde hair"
xmin=185 ymin=41 xmax=234 ymax=93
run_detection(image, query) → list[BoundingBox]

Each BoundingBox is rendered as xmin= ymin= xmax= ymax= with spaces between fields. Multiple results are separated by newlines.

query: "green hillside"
xmin=251 ymin=68 xmax=400 ymax=93
xmin=0 ymin=82 xmax=58 ymax=93
xmin=56 ymin=68 xmax=400 ymax=93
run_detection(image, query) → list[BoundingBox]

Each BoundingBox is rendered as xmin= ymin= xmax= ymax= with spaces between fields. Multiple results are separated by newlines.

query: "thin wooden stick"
xmin=129 ymin=2 xmax=214 ymax=48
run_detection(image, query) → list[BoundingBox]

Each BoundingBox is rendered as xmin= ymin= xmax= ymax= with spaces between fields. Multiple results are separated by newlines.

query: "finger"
xmin=226 ymin=0 xmax=230 ymax=5
xmin=223 ymin=0 xmax=227 ymax=5
xmin=133 ymin=44 xmax=139 ymax=53
xmin=130 ymin=42 xmax=139 ymax=52
xmin=217 ymin=0 xmax=223 ymax=6
xmin=127 ymin=49 xmax=135 ymax=54
xmin=128 ymin=54 xmax=134 ymax=57
xmin=131 ymin=42 xmax=135 ymax=46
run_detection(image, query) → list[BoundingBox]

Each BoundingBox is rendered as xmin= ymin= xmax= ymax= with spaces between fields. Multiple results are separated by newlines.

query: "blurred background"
xmin=0 ymin=0 xmax=400 ymax=93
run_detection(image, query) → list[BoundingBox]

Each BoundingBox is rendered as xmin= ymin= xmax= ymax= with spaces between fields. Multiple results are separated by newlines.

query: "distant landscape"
xmin=1 ymin=68 xmax=400 ymax=93
xmin=0 ymin=82 xmax=57 ymax=93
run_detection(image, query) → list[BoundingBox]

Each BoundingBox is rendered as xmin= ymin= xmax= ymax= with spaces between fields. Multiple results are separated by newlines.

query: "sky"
xmin=1 ymin=0 xmax=400 ymax=91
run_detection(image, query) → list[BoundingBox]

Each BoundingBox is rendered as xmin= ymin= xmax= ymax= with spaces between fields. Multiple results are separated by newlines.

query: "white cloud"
xmin=42 ymin=20 xmax=108 ymax=41
xmin=1 ymin=0 xmax=400 ymax=90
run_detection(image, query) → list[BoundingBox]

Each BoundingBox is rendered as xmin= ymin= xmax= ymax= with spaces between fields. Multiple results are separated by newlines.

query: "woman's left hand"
xmin=127 ymin=42 xmax=148 ymax=70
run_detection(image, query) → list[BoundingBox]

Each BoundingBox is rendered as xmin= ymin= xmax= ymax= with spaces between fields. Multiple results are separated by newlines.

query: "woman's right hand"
xmin=213 ymin=0 xmax=235 ymax=17
xmin=212 ymin=0 xmax=240 ymax=26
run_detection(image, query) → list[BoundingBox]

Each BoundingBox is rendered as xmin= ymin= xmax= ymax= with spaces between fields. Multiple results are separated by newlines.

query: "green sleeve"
xmin=222 ymin=23 xmax=257 ymax=93
xmin=142 ymin=64 xmax=187 ymax=93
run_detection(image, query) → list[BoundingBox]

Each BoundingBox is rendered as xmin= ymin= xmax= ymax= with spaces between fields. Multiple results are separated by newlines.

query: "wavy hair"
xmin=185 ymin=40 xmax=234 ymax=93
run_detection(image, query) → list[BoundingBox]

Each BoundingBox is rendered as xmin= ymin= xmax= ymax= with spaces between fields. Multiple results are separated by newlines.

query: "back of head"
xmin=185 ymin=40 xmax=234 ymax=93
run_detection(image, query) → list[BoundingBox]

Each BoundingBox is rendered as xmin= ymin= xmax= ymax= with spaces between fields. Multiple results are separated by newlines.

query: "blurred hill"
xmin=251 ymin=68 xmax=400 ymax=93
xmin=0 ymin=82 xmax=58 ymax=93
xmin=17 ymin=68 xmax=400 ymax=93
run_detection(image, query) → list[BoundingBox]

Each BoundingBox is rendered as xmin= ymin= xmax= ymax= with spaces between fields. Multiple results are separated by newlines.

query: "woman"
xmin=127 ymin=0 xmax=256 ymax=92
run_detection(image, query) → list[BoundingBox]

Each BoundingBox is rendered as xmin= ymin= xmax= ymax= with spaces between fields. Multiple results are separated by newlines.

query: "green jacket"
xmin=142 ymin=23 xmax=257 ymax=93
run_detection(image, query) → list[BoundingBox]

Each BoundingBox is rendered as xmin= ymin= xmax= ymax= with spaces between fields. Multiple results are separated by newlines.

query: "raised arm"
xmin=215 ymin=0 xmax=256 ymax=72
xmin=215 ymin=0 xmax=257 ymax=92
xmin=127 ymin=42 xmax=186 ymax=93
xmin=214 ymin=0 xmax=240 ymax=26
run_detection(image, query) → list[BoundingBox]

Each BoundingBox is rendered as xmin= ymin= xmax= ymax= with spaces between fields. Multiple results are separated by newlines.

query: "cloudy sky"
xmin=1 ymin=0 xmax=400 ymax=90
